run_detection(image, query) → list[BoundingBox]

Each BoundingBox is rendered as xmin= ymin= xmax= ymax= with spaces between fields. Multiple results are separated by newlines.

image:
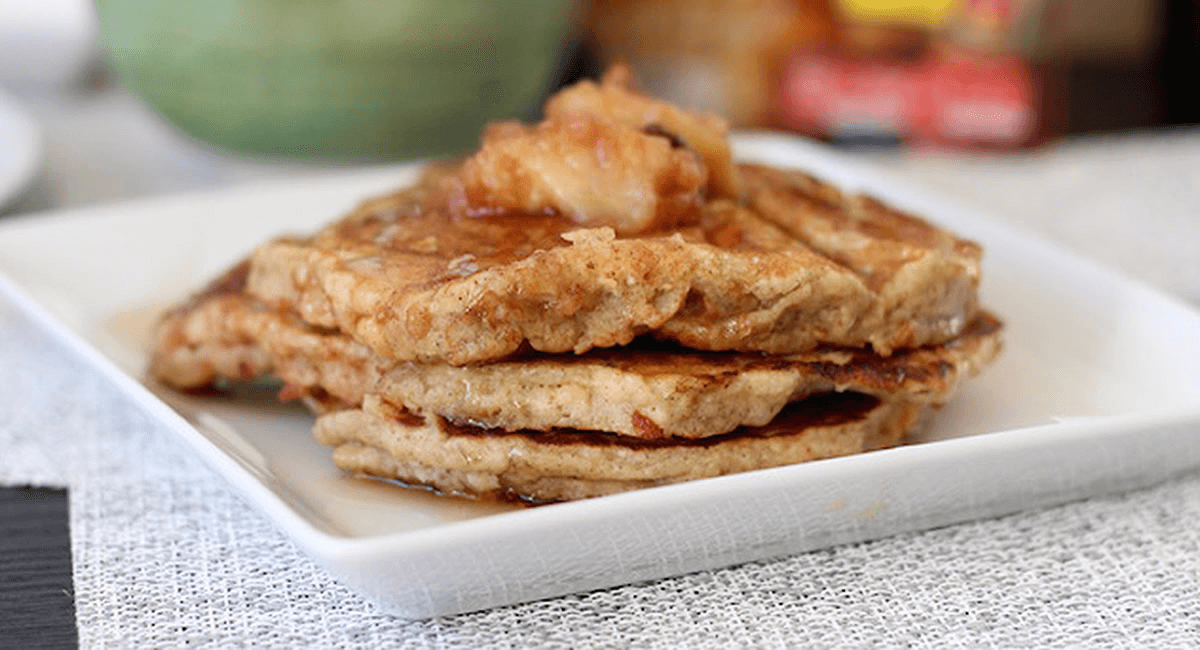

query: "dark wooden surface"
xmin=0 ymin=487 xmax=77 ymax=649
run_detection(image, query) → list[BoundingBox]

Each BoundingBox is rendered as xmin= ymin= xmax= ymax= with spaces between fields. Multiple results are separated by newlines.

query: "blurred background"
xmin=3 ymin=0 xmax=1197 ymax=161
xmin=574 ymin=0 xmax=1200 ymax=148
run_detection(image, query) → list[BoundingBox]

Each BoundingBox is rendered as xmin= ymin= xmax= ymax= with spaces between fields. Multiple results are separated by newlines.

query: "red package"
xmin=778 ymin=46 xmax=1042 ymax=148
xmin=912 ymin=48 xmax=1040 ymax=147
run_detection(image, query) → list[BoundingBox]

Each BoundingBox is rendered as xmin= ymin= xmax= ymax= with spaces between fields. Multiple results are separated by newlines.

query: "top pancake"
xmin=244 ymin=159 xmax=980 ymax=366
xmin=147 ymin=66 xmax=978 ymax=366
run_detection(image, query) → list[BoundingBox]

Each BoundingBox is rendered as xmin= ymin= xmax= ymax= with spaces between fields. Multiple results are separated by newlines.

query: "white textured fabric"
xmin=5 ymin=304 xmax=1200 ymax=647
xmin=3 ymin=92 xmax=1200 ymax=645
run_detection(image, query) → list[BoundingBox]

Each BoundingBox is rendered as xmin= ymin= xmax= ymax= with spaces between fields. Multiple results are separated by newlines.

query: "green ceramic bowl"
xmin=96 ymin=0 xmax=574 ymax=160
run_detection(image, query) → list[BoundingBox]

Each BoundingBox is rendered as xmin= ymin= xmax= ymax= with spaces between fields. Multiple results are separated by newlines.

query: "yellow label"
xmin=837 ymin=0 xmax=963 ymax=26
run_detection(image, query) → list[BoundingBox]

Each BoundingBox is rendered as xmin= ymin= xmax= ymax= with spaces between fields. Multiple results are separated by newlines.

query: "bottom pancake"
xmin=314 ymin=392 xmax=925 ymax=502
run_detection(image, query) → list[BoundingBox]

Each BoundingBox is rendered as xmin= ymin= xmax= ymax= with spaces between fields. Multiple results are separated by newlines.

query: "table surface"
xmin=3 ymin=81 xmax=1200 ymax=647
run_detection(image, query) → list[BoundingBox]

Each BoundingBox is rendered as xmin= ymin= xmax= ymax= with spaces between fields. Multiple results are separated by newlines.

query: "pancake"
xmin=239 ymin=68 xmax=978 ymax=366
xmin=244 ymin=159 xmax=980 ymax=366
xmin=315 ymin=392 xmax=924 ymax=502
xmin=150 ymin=266 xmax=1001 ymax=439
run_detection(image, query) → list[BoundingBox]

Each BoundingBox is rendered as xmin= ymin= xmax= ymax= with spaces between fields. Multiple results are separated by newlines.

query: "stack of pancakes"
xmin=150 ymin=70 xmax=1002 ymax=502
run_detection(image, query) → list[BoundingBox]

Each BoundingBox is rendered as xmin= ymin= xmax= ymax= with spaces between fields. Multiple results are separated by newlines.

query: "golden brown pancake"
xmin=151 ymin=265 xmax=1001 ymax=440
xmin=244 ymin=160 xmax=980 ymax=366
xmin=315 ymin=393 xmax=924 ymax=502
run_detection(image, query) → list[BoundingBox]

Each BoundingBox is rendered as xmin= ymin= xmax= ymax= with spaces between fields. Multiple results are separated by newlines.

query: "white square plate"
xmin=3 ymin=135 xmax=1200 ymax=619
